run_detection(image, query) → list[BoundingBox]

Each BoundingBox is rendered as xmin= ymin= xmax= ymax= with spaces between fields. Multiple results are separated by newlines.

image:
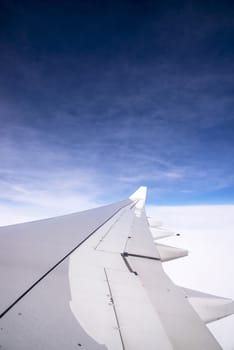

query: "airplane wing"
xmin=0 ymin=187 xmax=233 ymax=349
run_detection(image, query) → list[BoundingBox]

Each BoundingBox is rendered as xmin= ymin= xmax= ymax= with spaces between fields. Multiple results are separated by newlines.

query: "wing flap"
xmin=105 ymin=268 xmax=173 ymax=350
xmin=127 ymin=256 xmax=222 ymax=350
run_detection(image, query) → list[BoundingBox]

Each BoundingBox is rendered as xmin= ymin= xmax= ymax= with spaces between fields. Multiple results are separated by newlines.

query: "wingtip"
xmin=129 ymin=186 xmax=147 ymax=201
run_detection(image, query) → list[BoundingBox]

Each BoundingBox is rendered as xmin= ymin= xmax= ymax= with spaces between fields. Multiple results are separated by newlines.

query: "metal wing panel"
xmin=128 ymin=256 xmax=222 ymax=350
xmin=125 ymin=211 xmax=161 ymax=259
xmin=105 ymin=268 xmax=173 ymax=350
xmin=0 ymin=199 xmax=131 ymax=316
xmin=0 ymin=259 xmax=107 ymax=350
xmin=67 ymin=187 xmax=224 ymax=349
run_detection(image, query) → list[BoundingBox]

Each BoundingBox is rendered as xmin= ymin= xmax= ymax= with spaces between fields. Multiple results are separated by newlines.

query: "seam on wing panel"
xmin=104 ymin=268 xmax=125 ymax=350
xmin=130 ymin=200 xmax=139 ymax=209
xmin=0 ymin=201 xmax=132 ymax=319
xmin=121 ymin=253 xmax=138 ymax=275
xmin=123 ymin=252 xmax=161 ymax=261
xmin=94 ymin=210 xmax=126 ymax=250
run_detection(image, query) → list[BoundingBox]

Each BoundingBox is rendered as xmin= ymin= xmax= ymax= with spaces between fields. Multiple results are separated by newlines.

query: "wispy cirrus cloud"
xmin=0 ymin=0 xmax=234 ymax=210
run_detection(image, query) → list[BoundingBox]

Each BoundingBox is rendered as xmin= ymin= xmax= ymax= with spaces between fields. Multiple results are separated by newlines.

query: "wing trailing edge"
xmin=147 ymin=217 xmax=180 ymax=240
xmin=147 ymin=217 xmax=162 ymax=228
xmin=151 ymin=227 xmax=175 ymax=240
xmin=156 ymin=243 xmax=188 ymax=262
xmin=181 ymin=287 xmax=234 ymax=323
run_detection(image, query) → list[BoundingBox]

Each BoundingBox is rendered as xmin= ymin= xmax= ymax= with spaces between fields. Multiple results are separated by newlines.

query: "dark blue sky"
xmin=1 ymin=0 xmax=234 ymax=208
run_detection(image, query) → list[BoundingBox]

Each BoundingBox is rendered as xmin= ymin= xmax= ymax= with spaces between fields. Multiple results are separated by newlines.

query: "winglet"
xmin=129 ymin=186 xmax=147 ymax=201
xmin=129 ymin=186 xmax=147 ymax=209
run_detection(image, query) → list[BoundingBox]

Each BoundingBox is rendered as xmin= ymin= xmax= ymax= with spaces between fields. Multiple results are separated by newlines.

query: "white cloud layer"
xmin=147 ymin=205 xmax=234 ymax=350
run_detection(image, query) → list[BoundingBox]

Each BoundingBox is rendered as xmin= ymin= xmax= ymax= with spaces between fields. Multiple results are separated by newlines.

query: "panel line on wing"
xmin=121 ymin=253 xmax=138 ymax=275
xmin=104 ymin=268 xmax=125 ymax=350
xmin=94 ymin=210 xmax=126 ymax=250
xmin=0 ymin=202 xmax=131 ymax=319
xmin=123 ymin=252 xmax=161 ymax=261
xmin=94 ymin=204 xmax=137 ymax=254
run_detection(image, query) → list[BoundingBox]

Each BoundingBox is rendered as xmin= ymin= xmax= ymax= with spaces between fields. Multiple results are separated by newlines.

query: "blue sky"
xmin=1 ymin=0 xmax=234 ymax=209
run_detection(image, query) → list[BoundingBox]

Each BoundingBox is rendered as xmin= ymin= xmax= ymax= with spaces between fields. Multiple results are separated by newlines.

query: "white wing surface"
xmin=0 ymin=187 xmax=232 ymax=349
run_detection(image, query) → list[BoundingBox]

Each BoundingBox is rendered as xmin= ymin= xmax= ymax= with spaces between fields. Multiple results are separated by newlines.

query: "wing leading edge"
xmin=0 ymin=187 xmax=232 ymax=349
